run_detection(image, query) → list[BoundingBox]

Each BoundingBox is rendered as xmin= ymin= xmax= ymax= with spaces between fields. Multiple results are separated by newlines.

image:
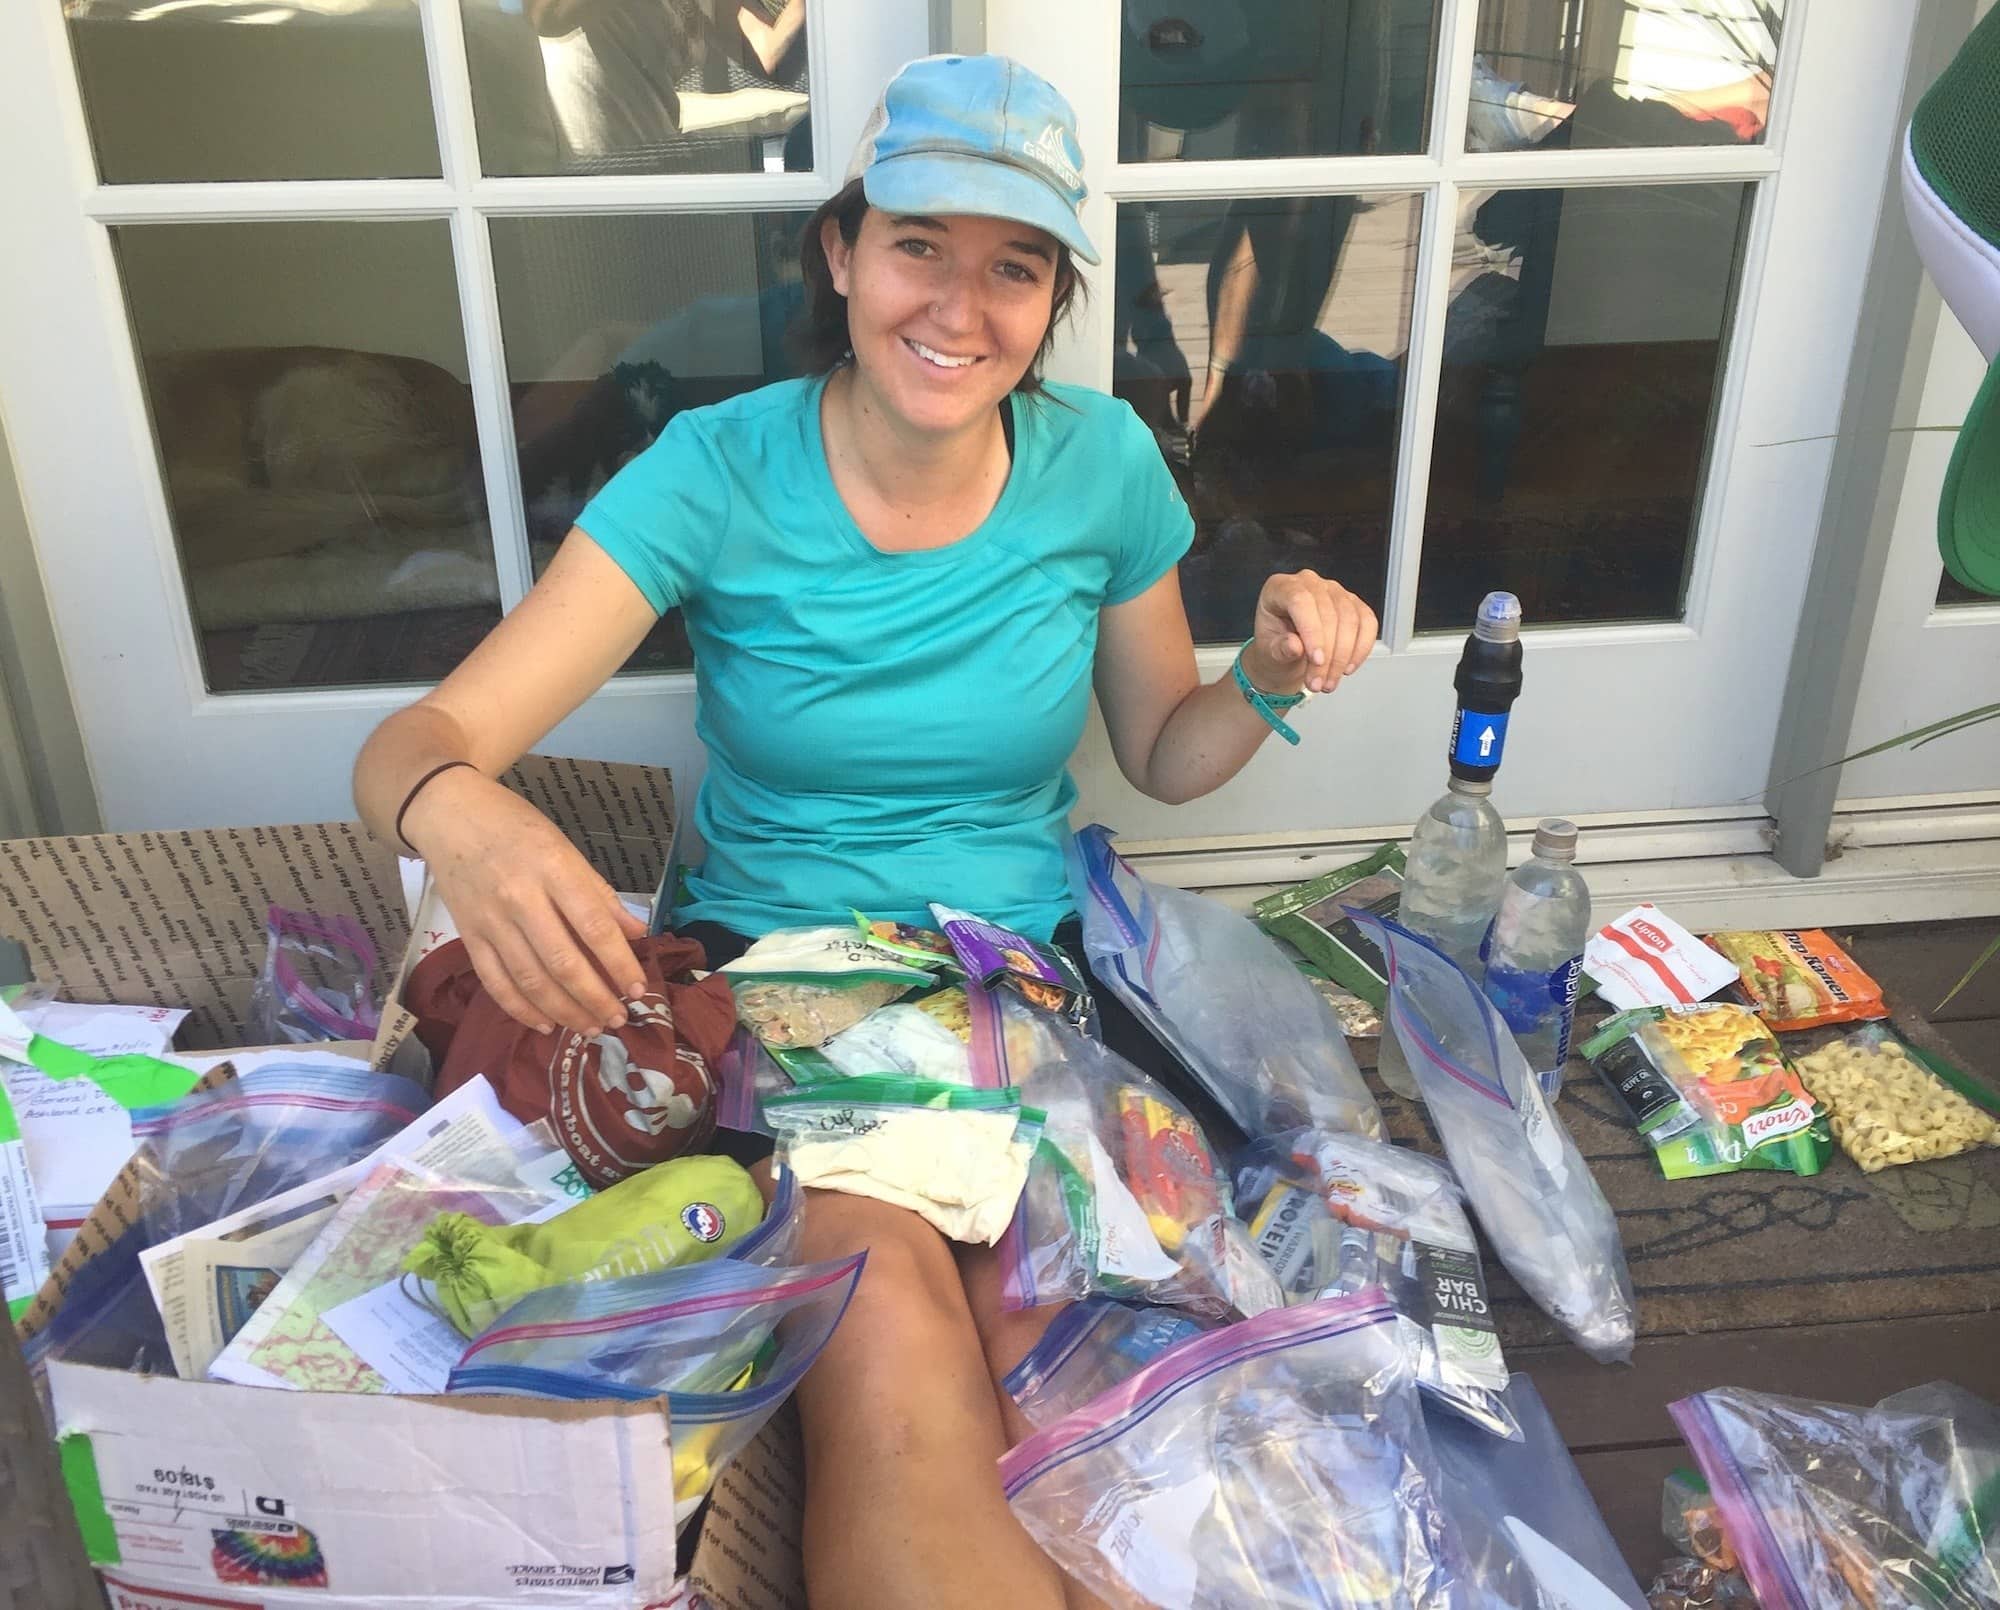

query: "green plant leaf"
xmin=1937 ymin=929 xmax=2000 ymax=1014
xmin=1772 ymin=703 xmax=2000 ymax=787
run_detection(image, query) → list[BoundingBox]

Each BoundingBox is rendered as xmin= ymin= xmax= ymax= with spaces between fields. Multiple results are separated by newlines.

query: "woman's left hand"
xmin=1245 ymin=569 xmax=1379 ymax=696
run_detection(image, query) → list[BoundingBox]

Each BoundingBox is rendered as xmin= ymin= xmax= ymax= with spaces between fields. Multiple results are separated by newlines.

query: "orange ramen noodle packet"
xmin=1705 ymin=929 xmax=1888 ymax=1032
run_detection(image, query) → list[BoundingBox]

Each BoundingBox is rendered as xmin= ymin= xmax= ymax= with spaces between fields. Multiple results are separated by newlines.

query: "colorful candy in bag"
xmin=1706 ymin=929 xmax=1888 ymax=1032
xmin=988 ymin=989 xmax=1279 ymax=1321
xmin=406 ymin=1152 xmax=765 ymax=1335
xmin=1002 ymin=1289 xmax=1470 ymax=1610
xmin=1236 ymin=1129 xmax=1517 ymax=1440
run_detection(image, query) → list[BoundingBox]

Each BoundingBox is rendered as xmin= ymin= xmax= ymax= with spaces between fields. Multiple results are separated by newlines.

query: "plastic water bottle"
xmin=1376 ymin=593 xmax=1523 ymax=1101
xmin=1482 ymin=820 xmax=1591 ymax=1099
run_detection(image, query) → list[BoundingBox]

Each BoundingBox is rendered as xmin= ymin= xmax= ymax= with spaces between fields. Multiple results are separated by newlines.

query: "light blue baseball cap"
xmin=846 ymin=55 xmax=1100 ymax=266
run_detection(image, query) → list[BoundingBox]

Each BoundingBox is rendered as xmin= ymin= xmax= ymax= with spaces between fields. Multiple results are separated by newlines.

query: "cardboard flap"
xmin=51 ymin=1361 xmax=677 ymax=1606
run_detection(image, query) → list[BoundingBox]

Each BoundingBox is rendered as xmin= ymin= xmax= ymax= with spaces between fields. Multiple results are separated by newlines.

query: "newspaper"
xmin=140 ymin=1076 xmax=521 ymax=1378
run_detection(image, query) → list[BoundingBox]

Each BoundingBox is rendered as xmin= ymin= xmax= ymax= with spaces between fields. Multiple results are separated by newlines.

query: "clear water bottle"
xmin=1376 ymin=593 xmax=1522 ymax=1102
xmin=1376 ymin=777 xmax=1509 ymax=1100
xmin=1482 ymin=819 xmax=1591 ymax=1099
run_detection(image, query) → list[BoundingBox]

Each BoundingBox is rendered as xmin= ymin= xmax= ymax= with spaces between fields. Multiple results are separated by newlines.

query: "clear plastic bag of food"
xmin=1069 ymin=824 xmax=1384 ymax=1143
xmin=1237 ymin=1128 xmax=1517 ymax=1439
xmin=986 ymin=989 xmax=1281 ymax=1321
xmin=1352 ymin=912 xmax=1636 ymax=1364
xmin=1791 ymin=1025 xmax=2000 ymax=1173
xmin=1002 ymin=1296 xmax=1212 ymax=1428
xmin=22 ymin=1064 xmax=429 ymax=1377
xmin=247 ymin=906 xmax=383 ymax=1045
xmin=720 ymin=926 xmax=934 ymax=1048
xmin=1001 ymin=1287 xmax=1471 ymax=1609
xmin=1671 ymin=1382 xmax=2000 ymax=1610
xmin=449 ymin=1253 xmax=865 ymax=1524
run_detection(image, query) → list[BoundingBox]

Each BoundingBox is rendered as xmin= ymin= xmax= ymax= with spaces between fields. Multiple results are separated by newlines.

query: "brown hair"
xmin=792 ymin=178 xmax=1084 ymax=395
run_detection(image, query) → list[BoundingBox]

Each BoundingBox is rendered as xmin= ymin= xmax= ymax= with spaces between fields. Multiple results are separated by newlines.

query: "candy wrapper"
xmin=930 ymin=903 xmax=1093 ymax=1023
xmin=1706 ymin=929 xmax=1888 ymax=1033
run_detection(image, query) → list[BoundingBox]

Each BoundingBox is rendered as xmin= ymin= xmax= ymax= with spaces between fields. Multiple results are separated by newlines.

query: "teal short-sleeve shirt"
xmin=576 ymin=373 xmax=1193 ymax=940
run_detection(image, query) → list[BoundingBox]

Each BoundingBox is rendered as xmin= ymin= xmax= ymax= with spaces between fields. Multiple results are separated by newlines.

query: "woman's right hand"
xmin=402 ymin=766 xmax=650 ymax=1037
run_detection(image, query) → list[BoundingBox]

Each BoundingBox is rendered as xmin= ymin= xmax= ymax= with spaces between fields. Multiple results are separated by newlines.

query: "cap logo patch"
xmin=1023 ymin=121 xmax=1082 ymax=191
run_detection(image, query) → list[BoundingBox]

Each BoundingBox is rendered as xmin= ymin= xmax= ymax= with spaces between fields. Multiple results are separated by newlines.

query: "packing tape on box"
xmin=0 ymin=995 xmax=201 ymax=1111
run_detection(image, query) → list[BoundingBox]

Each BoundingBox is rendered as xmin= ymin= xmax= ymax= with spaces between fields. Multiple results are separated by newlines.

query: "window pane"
xmin=1114 ymin=194 xmax=1420 ymax=641
xmin=1416 ymin=181 xmax=1752 ymax=631
xmin=491 ymin=211 xmax=811 ymax=671
xmin=1469 ymin=0 xmax=1782 ymax=152
xmin=114 ymin=222 xmax=498 ymax=692
xmin=1937 ymin=573 xmax=1990 ymax=608
xmin=462 ymin=0 xmax=812 ymax=176
xmin=67 ymin=1 xmax=440 ymax=183
xmin=1120 ymin=3 xmax=1441 ymax=163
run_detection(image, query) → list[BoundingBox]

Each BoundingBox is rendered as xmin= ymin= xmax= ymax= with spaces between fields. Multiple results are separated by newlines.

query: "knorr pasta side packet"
xmin=1705 ymin=929 xmax=1887 ymax=1032
xmin=1633 ymin=1003 xmax=1833 ymax=1179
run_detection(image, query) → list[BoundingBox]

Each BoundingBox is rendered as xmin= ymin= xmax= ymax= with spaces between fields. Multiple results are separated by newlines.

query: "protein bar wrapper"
xmin=1584 ymin=904 xmax=1742 ymax=1011
xmin=1705 ymin=929 xmax=1888 ymax=1032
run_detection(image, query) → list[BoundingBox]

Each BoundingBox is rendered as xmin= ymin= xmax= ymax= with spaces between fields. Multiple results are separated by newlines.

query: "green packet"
xmin=1251 ymin=844 xmax=1405 ymax=1009
xmin=763 ymin=1076 xmax=1024 ymax=1114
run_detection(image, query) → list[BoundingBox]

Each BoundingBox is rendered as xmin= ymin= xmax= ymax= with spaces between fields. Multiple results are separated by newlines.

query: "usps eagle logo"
xmin=681 ymin=1201 xmax=726 ymax=1243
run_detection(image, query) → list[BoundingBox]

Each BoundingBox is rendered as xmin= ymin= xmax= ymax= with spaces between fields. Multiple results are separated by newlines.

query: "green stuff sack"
xmin=408 ymin=1153 xmax=765 ymax=1336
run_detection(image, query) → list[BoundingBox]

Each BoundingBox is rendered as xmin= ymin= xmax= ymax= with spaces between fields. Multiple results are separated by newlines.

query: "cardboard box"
xmin=4 ymin=757 xmax=808 ymax=1610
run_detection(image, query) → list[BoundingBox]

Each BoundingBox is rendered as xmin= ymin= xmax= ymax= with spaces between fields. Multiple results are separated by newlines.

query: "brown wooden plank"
xmin=1569 ymin=1443 xmax=1696 ymax=1585
xmin=1518 ymin=1306 xmax=2000 ymax=1452
xmin=0 ymin=1323 xmax=100 ymax=1610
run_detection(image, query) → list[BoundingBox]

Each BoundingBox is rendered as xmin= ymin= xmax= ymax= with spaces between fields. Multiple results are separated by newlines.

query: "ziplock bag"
xmin=406 ymin=1150 xmax=764 ymax=1336
xmin=1237 ymin=1128 xmax=1517 ymax=1440
xmin=247 ymin=906 xmax=382 ymax=1044
xmin=721 ymin=926 xmax=933 ymax=1047
xmin=23 ymin=1064 xmax=428 ymax=1376
xmin=209 ymin=1144 xmax=578 ymax=1391
xmin=1671 ymin=1383 xmax=2000 ymax=1610
xmin=1000 ymin=1288 xmax=1471 ymax=1610
xmin=1069 ymin=824 xmax=1383 ymax=1142
xmin=449 ymin=1252 xmax=866 ymax=1523
xmin=764 ymin=1077 xmax=1038 ymax=1245
xmin=1003 ymin=1296 xmax=1211 ymax=1428
xmin=988 ymin=990 xmax=1281 ymax=1321
xmin=1425 ymin=1377 xmax=1649 ymax=1608
xmin=1352 ymin=912 xmax=1636 ymax=1364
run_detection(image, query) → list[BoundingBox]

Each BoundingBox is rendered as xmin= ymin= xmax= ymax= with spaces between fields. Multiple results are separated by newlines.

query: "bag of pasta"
xmin=1791 ymin=1026 xmax=2000 ymax=1173
xmin=1637 ymin=1003 xmax=1834 ymax=1180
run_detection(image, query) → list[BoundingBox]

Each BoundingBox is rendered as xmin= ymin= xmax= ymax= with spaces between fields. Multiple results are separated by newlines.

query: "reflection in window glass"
xmin=461 ymin=0 xmax=811 ymax=176
xmin=491 ymin=211 xmax=812 ymax=670
xmin=1469 ymin=0 xmax=1781 ymax=152
xmin=114 ymin=222 xmax=498 ymax=693
xmin=1937 ymin=573 xmax=1990 ymax=607
xmin=1120 ymin=1 xmax=1439 ymax=163
xmin=1114 ymin=195 xmax=1420 ymax=641
xmin=66 ymin=0 xmax=440 ymax=183
xmin=1415 ymin=182 xmax=1753 ymax=631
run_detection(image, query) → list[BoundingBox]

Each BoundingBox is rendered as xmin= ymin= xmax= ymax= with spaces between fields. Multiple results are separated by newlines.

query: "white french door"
xmin=0 ymin=0 xmax=924 ymax=831
xmin=0 ymin=0 xmax=1944 ymax=858
xmin=990 ymin=0 xmax=1930 ymax=847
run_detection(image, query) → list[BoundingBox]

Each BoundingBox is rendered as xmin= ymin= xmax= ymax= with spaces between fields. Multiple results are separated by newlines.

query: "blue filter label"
xmin=1450 ymin=708 xmax=1510 ymax=769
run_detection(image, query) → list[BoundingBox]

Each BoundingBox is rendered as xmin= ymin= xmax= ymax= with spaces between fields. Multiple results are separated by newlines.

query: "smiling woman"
xmin=351 ymin=51 xmax=1377 ymax=1610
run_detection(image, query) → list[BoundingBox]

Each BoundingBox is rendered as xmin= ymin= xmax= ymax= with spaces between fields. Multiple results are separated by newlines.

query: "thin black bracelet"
xmin=394 ymin=760 xmax=477 ymax=855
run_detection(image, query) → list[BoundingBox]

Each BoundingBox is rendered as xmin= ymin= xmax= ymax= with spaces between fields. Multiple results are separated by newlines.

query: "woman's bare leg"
xmin=790 ymin=1188 xmax=1067 ymax=1610
xmin=956 ymin=1244 xmax=1117 ymax=1610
